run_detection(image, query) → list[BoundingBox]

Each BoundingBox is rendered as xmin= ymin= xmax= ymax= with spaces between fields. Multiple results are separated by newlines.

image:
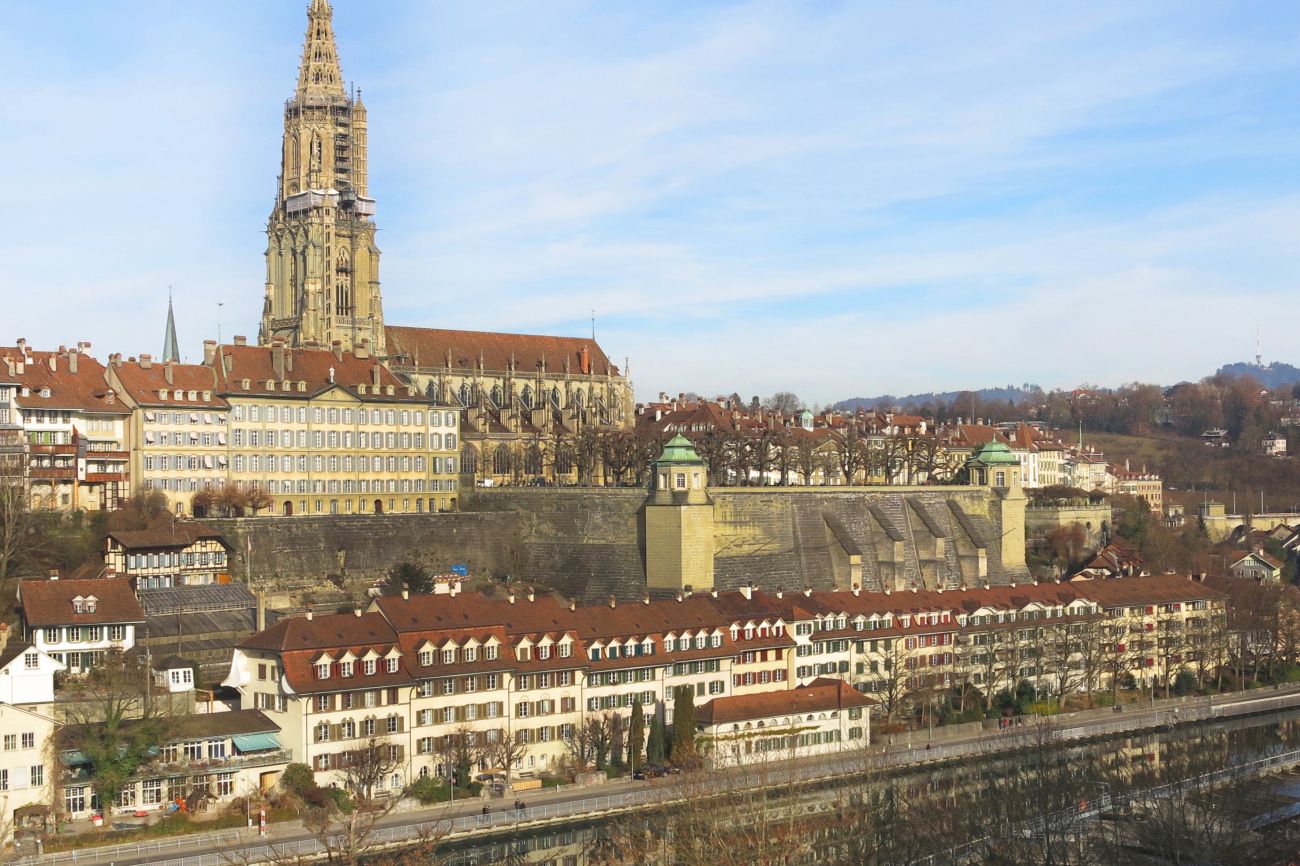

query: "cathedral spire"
xmin=162 ymin=290 xmax=180 ymax=363
xmin=297 ymin=0 xmax=346 ymax=103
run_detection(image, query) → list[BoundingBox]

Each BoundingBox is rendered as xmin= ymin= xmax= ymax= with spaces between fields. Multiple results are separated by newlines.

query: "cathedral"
xmin=258 ymin=0 xmax=634 ymax=485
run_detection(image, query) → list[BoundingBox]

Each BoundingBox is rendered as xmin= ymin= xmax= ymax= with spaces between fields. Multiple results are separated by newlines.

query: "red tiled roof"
xmin=697 ymin=677 xmax=874 ymax=725
xmin=386 ymin=326 xmax=620 ymax=378
xmin=1 ymin=347 xmax=130 ymax=415
xmin=109 ymin=360 xmax=229 ymax=409
xmin=212 ymin=345 xmax=423 ymax=404
xmin=1075 ymin=574 xmax=1227 ymax=608
xmin=20 ymin=577 xmax=144 ymax=627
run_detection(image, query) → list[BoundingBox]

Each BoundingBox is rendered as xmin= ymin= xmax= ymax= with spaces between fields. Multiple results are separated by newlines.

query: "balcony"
xmin=29 ymin=444 xmax=75 ymax=456
xmin=139 ymin=749 xmax=294 ymax=778
xmin=29 ymin=467 xmax=75 ymax=480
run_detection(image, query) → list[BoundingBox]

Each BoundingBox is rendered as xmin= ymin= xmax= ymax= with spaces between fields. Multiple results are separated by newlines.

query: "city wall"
xmin=207 ymin=485 xmax=1025 ymax=605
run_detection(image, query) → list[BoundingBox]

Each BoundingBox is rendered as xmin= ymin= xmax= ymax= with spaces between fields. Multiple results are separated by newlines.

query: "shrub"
xmin=408 ymin=776 xmax=453 ymax=804
xmin=1173 ymin=671 xmax=1197 ymax=696
xmin=281 ymin=763 xmax=315 ymax=796
xmin=323 ymin=787 xmax=356 ymax=813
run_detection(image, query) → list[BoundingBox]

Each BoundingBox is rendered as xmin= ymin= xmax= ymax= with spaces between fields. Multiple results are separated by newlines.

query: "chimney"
xmin=803 ymin=585 xmax=812 ymax=597
xmin=508 ymin=590 xmax=515 ymax=604
xmin=68 ymin=350 xmax=78 ymax=375
xmin=569 ymin=598 xmax=577 ymax=612
xmin=353 ymin=601 xmax=362 ymax=618
xmin=608 ymin=594 xmax=617 ymax=609
xmin=372 ymin=365 xmax=382 ymax=387
xmin=983 ymin=580 xmax=990 ymax=590
xmin=256 ymin=591 xmax=266 ymax=632
xmin=140 ymin=354 xmax=152 ymax=371
xmin=884 ymin=587 xmax=891 ymax=595
xmin=449 ymin=581 xmax=459 ymax=598
xmin=741 ymin=584 xmax=752 ymax=600
xmin=776 ymin=587 xmax=784 ymax=599
xmin=402 ymin=583 xmax=409 ymax=601
xmin=676 ymin=590 xmax=683 ymax=603
xmin=305 ymin=603 xmax=314 ymax=621
xmin=273 ymin=340 xmax=286 ymax=381
xmin=642 ymin=592 xmax=650 ymax=605
xmin=48 ymin=354 xmax=56 ymax=373
xmin=48 ymin=569 xmax=59 ymax=580
xmin=355 ymin=338 xmax=371 ymax=360
xmin=910 ymin=584 xmax=918 ymax=593
xmin=527 ymin=587 xmax=535 ymax=603
xmin=164 ymin=362 xmax=174 ymax=386
xmin=852 ymin=584 xmax=860 ymax=597
xmin=684 ymin=586 xmax=693 ymax=598
xmin=332 ymin=340 xmax=344 ymax=363
xmin=204 ymin=340 xmax=217 ymax=366
xmin=579 ymin=346 xmax=590 ymax=375
xmin=710 ymin=588 xmax=718 ymax=598
xmin=233 ymin=336 xmax=247 ymax=346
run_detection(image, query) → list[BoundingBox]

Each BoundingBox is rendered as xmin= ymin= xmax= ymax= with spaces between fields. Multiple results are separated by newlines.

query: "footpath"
xmin=14 ymin=683 xmax=1300 ymax=866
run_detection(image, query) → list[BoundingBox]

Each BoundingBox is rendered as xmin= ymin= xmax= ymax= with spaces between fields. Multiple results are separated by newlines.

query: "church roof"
xmin=385 ymin=326 xmax=620 ymax=378
xmin=162 ymin=297 xmax=180 ymax=364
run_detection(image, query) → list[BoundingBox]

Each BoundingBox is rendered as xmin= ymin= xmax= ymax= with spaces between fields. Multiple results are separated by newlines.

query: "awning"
xmin=232 ymin=732 xmax=283 ymax=753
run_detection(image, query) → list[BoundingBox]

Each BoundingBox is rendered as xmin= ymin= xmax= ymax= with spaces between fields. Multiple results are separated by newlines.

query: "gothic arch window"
xmin=457 ymin=384 xmax=470 ymax=408
xmin=574 ymin=391 xmax=585 ymax=408
xmin=493 ymin=445 xmax=512 ymax=476
xmin=461 ymin=444 xmax=478 ymax=475
xmin=425 ymin=381 xmax=441 ymax=403
xmin=520 ymin=386 xmax=533 ymax=410
xmin=334 ymin=248 xmax=352 ymax=316
xmin=555 ymin=446 xmax=573 ymax=476
xmin=550 ymin=387 xmax=561 ymax=410
xmin=489 ymin=384 xmax=503 ymax=409
xmin=525 ymin=446 xmax=543 ymax=477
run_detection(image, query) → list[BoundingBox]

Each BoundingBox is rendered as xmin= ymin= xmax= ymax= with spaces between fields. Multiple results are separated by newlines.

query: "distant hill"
xmin=835 ymin=385 xmax=1035 ymax=412
xmin=1215 ymin=362 xmax=1300 ymax=390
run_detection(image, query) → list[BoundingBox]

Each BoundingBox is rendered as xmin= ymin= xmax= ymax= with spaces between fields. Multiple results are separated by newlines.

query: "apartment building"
xmin=2 ymin=342 xmax=131 ymax=511
xmin=104 ymin=356 xmax=232 ymax=515
xmin=0 ymin=704 xmax=58 ymax=846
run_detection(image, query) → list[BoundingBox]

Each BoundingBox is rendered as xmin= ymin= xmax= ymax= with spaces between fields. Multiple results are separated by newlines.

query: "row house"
xmin=2 ymin=341 xmax=131 ymax=511
xmin=103 ymin=523 xmax=234 ymax=589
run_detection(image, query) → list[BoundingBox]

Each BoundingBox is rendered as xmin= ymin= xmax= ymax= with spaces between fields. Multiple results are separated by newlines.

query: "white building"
xmin=0 ymin=643 xmax=64 ymax=709
xmin=18 ymin=578 xmax=145 ymax=675
xmin=0 ymin=703 xmax=59 ymax=847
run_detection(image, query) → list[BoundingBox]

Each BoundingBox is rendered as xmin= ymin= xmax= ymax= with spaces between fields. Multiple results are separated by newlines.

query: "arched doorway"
xmin=374 ymin=499 xmax=384 ymax=514
xmin=284 ymin=500 xmax=293 ymax=517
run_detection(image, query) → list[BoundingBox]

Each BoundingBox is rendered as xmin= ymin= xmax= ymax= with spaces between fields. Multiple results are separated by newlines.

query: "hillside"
xmin=1215 ymin=362 xmax=1300 ymax=390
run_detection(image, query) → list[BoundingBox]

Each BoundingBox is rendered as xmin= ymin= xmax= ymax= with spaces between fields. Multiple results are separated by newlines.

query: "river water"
xmin=433 ymin=707 xmax=1300 ymax=866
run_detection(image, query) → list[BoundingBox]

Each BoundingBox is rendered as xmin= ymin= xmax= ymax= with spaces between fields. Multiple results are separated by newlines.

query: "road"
xmin=16 ymin=684 xmax=1300 ymax=866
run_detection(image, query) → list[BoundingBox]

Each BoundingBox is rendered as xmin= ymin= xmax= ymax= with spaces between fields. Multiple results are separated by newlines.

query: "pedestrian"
xmin=481 ymin=805 xmax=490 ymax=815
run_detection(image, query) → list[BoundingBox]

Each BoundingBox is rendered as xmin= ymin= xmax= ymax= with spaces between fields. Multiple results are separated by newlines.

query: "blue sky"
xmin=2 ymin=1 xmax=1299 ymax=404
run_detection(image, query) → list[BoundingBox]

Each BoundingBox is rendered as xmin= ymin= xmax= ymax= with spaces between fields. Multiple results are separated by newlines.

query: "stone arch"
xmin=493 ymin=445 xmax=512 ymax=476
xmin=520 ymin=385 xmax=533 ymax=410
xmin=461 ymin=444 xmax=479 ymax=475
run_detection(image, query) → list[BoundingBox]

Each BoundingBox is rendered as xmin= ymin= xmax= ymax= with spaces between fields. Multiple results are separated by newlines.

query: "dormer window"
xmin=557 ymin=642 xmax=571 ymax=659
xmin=40 ymin=388 xmax=50 ymax=398
xmin=463 ymin=647 xmax=477 ymax=663
xmin=363 ymin=659 xmax=376 ymax=676
xmin=442 ymin=649 xmax=456 ymax=665
xmin=485 ymin=644 xmax=499 ymax=661
xmin=85 ymin=596 xmax=97 ymax=613
xmin=339 ymin=661 xmax=354 ymax=677
xmin=537 ymin=645 xmax=551 ymax=661
xmin=316 ymin=663 xmax=330 ymax=680
xmin=72 ymin=596 xmax=84 ymax=614
xmin=386 ymin=658 xmax=398 ymax=673
xmin=589 ymin=647 xmax=601 ymax=661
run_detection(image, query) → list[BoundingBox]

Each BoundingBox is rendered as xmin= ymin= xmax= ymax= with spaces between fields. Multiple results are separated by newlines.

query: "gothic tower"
xmin=259 ymin=0 xmax=385 ymax=355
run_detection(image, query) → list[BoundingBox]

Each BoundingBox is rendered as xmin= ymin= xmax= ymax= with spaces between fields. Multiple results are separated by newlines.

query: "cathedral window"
xmin=520 ymin=386 xmax=533 ymax=410
xmin=489 ymin=385 xmax=502 ymax=409
xmin=457 ymin=385 xmax=469 ymax=407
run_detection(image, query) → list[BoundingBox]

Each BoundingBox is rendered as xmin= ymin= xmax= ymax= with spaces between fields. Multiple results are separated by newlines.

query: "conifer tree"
xmin=671 ymin=685 xmax=696 ymax=763
xmin=646 ymin=715 xmax=665 ymax=766
xmin=628 ymin=698 xmax=645 ymax=771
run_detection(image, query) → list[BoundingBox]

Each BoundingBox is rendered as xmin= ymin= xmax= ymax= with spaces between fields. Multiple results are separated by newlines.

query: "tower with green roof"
xmin=965 ymin=441 xmax=1027 ymax=572
xmin=646 ymin=433 xmax=714 ymax=591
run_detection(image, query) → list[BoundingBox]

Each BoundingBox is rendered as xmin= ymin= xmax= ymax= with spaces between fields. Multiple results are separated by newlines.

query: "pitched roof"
xmin=238 ymin=610 xmax=398 ymax=653
xmin=109 ymin=360 xmax=229 ymax=409
xmin=0 ymin=640 xmax=35 ymax=672
xmin=0 ymin=347 xmax=129 ymax=415
xmin=19 ymin=577 xmax=145 ymax=627
xmin=386 ymin=326 xmax=620 ymax=378
xmin=212 ymin=344 xmax=424 ymax=404
xmin=1076 ymin=574 xmax=1227 ymax=608
xmin=696 ymin=677 xmax=875 ymax=725
xmin=106 ymin=522 xmax=230 ymax=552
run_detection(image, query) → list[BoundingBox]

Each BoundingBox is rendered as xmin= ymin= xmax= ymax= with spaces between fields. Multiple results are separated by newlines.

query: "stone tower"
xmin=259 ymin=0 xmax=384 ymax=356
xmin=965 ymin=441 xmax=1027 ymax=572
xmin=645 ymin=434 xmax=714 ymax=591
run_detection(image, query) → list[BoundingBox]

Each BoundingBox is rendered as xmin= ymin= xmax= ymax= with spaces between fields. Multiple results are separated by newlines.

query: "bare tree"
xmin=487 ymin=729 xmax=531 ymax=786
xmin=0 ymin=450 xmax=42 ymax=608
xmin=339 ymin=736 xmax=404 ymax=804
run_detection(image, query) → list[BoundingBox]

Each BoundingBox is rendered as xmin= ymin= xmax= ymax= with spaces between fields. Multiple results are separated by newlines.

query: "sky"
xmin=2 ymin=1 xmax=1299 ymax=405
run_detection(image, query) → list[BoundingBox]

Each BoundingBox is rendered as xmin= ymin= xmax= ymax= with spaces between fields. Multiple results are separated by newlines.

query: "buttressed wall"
xmin=207 ymin=486 xmax=1027 ymax=604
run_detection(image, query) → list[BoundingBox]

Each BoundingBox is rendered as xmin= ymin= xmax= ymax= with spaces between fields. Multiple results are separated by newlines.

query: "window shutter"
xmin=397 ymin=716 xmax=405 ymax=733
xmin=330 ymin=724 xmax=341 ymax=741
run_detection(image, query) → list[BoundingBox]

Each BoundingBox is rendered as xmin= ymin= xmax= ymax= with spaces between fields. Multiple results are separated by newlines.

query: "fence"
xmin=16 ymin=686 xmax=1300 ymax=866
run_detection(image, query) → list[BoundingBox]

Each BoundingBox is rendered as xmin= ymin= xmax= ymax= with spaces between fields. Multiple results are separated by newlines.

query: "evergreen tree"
xmin=646 ymin=715 xmax=665 ymax=766
xmin=628 ymin=699 xmax=645 ymax=771
xmin=671 ymin=685 xmax=696 ymax=762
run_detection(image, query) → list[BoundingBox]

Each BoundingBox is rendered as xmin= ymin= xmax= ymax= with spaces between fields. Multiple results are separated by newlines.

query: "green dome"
xmin=967 ymin=441 xmax=1020 ymax=466
xmin=655 ymin=433 xmax=705 ymax=465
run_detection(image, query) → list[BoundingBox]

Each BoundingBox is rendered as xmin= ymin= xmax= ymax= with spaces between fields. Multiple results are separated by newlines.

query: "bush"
xmin=281 ymin=763 xmax=315 ymax=796
xmin=604 ymin=765 xmax=620 ymax=779
xmin=1173 ymin=671 xmax=1197 ymax=696
xmin=539 ymin=776 xmax=567 ymax=788
xmin=408 ymin=775 xmax=451 ymax=804
xmin=323 ymin=787 xmax=356 ymax=813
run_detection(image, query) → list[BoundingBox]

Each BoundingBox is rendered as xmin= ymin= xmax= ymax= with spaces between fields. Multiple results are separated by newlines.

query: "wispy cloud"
xmin=1 ymin=1 xmax=1298 ymax=399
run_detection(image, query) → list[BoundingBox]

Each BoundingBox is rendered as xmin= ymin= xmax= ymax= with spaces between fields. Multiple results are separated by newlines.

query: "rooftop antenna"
xmin=591 ymin=309 xmax=596 ymax=342
xmin=1257 ymin=322 xmax=1262 ymax=368
xmin=217 ymin=302 xmax=225 ymax=345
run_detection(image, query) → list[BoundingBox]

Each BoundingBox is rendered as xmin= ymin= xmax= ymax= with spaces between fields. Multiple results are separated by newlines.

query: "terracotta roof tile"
xmin=386 ymin=326 xmax=619 ymax=378
xmin=697 ymin=677 xmax=875 ymax=725
xmin=20 ymin=577 xmax=145 ymax=627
